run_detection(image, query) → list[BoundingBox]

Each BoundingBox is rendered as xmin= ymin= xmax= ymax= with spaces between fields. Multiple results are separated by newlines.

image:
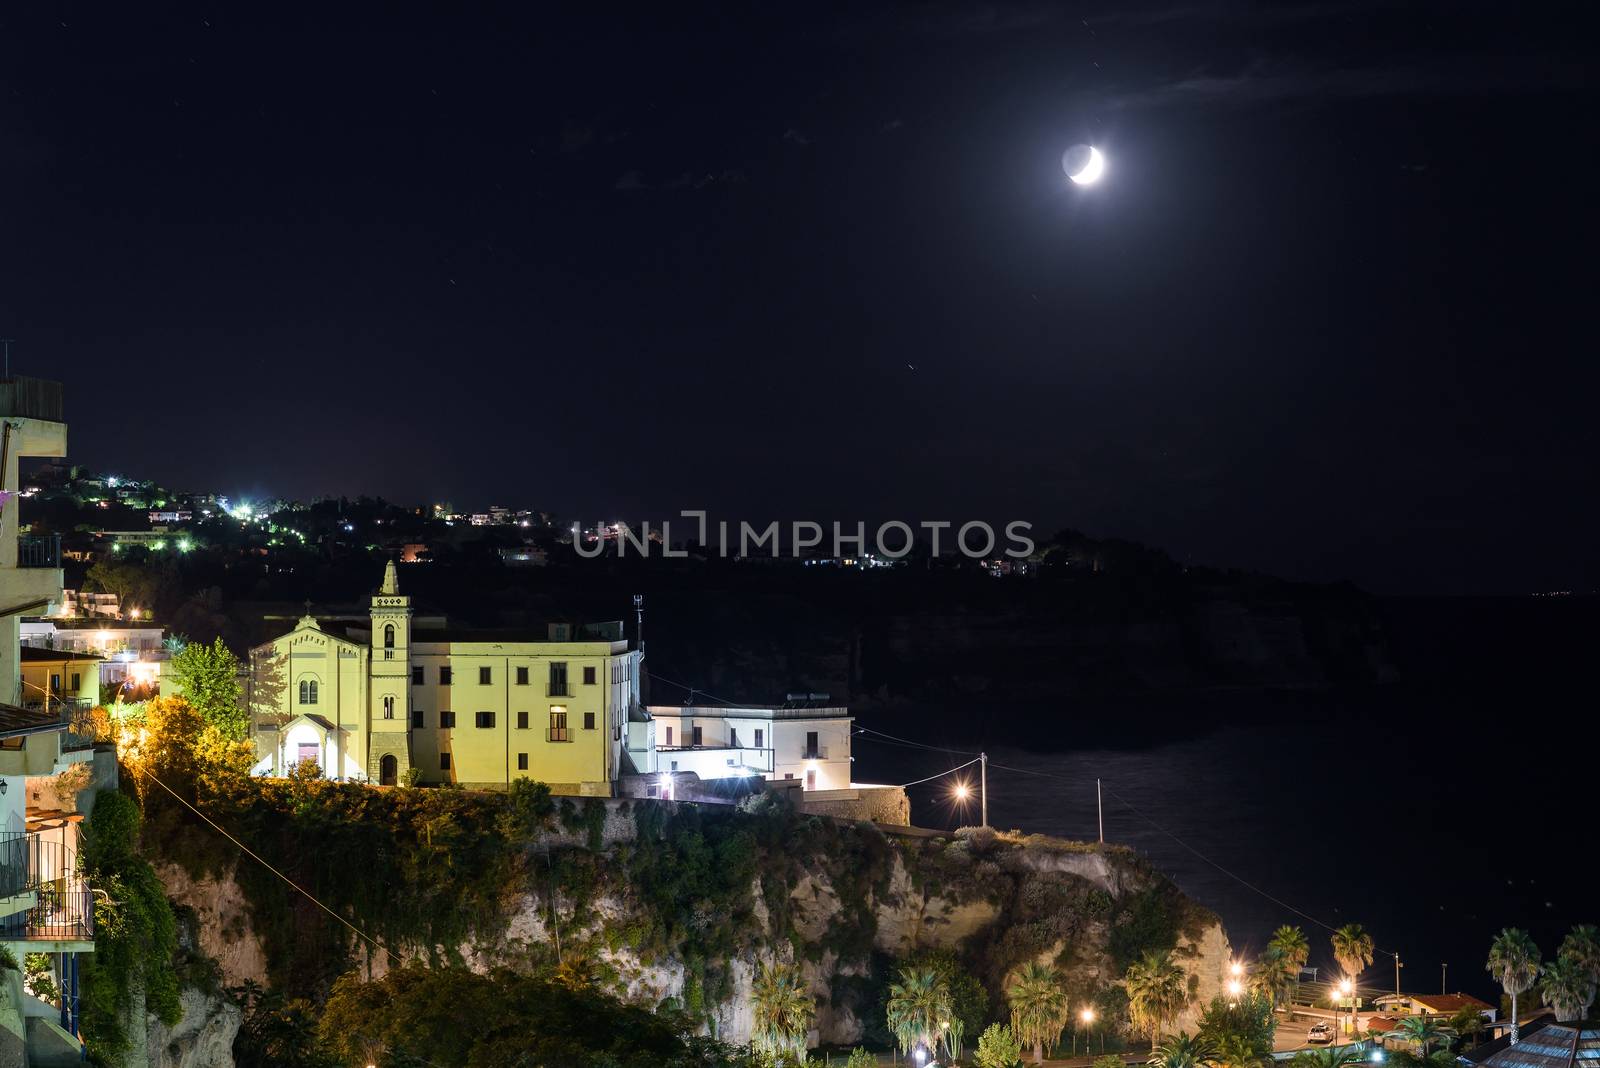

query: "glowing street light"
xmin=953 ymin=782 xmax=970 ymax=802
xmin=1230 ymin=961 xmax=1245 ymax=978
xmin=1227 ymin=979 xmax=1244 ymax=998
xmin=1338 ymin=979 xmax=1355 ymax=1036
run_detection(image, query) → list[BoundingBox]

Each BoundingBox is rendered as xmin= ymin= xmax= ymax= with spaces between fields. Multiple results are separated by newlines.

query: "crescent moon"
xmin=1069 ymin=146 xmax=1105 ymax=185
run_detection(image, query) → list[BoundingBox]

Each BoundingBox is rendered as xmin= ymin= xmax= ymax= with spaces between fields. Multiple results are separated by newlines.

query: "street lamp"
xmin=1339 ymin=979 xmax=1355 ymax=1037
xmin=1081 ymin=1007 xmax=1098 ymax=1054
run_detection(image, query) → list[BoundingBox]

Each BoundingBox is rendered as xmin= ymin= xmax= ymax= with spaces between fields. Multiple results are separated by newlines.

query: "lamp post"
xmin=1082 ymin=1007 xmax=1098 ymax=1055
xmin=1339 ymin=979 xmax=1355 ymax=1039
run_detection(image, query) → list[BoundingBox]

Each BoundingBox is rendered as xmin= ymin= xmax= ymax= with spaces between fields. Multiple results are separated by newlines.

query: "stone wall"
xmin=798 ymin=785 xmax=910 ymax=826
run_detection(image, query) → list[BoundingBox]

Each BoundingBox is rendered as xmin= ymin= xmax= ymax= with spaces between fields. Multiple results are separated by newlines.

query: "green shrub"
xmin=975 ymin=1022 xmax=1025 ymax=1067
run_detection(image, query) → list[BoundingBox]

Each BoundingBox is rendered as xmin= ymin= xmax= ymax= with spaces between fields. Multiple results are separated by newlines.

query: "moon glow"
xmin=1064 ymin=144 xmax=1105 ymax=185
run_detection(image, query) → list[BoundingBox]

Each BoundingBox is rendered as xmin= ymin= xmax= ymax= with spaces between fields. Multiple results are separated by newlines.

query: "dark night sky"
xmin=2 ymin=3 xmax=1594 ymax=594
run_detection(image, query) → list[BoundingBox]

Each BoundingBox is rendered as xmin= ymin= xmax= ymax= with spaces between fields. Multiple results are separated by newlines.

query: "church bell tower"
xmin=368 ymin=559 xmax=413 ymax=784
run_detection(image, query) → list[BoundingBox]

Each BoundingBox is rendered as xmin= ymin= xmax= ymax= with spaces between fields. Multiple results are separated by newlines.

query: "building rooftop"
xmin=1377 ymin=992 xmax=1497 ymax=1014
xmin=1468 ymin=1023 xmax=1599 ymax=1068
xmin=0 ymin=703 xmax=67 ymax=739
xmin=648 ymin=703 xmax=852 ymax=720
xmin=19 ymin=647 xmax=104 ymax=663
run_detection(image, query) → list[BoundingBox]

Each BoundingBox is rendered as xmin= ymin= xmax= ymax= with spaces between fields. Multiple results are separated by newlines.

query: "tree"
xmin=1288 ymin=1049 xmax=1364 ymax=1068
xmin=77 ymin=790 xmax=182 ymax=1060
xmin=1270 ymin=926 xmax=1311 ymax=972
xmin=1150 ymin=1032 xmax=1217 ymax=1068
xmin=1126 ymin=951 xmax=1190 ymax=1043
xmin=975 ymin=1023 xmax=1026 ymax=1068
xmin=1447 ymin=1005 xmax=1487 ymax=1048
xmin=751 ymin=961 xmax=815 ymax=1059
xmin=887 ymin=966 xmax=952 ymax=1060
xmin=1197 ymin=993 xmax=1275 ymax=1061
xmin=1250 ymin=946 xmax=1299 ymax=1010
xmin=1331 ymin=924 xmax=1374 ymax=1035
xmin=908 ymin=948 xmax=987 ymax=1061
xmin=844 ymin=1049 xmax=878 ymax=1068
xmin=1213 ymin=1033 xmax=1266 ymax=1068
xmin=169 ymin=636 xmax=247 ymax=739
xmin=1486 ymin=928 xmax=1541 ymax=1042
xmin=1007 ymin=962 xmax=1070 ymax=1064
xmin=1388 ymin=1016 xmax=1456 ymax=1056
xmin=1539 ymin=956 xmax=1591 ymax=1023
xmin=1557 ymin=925 xmax=1600 ymax=1017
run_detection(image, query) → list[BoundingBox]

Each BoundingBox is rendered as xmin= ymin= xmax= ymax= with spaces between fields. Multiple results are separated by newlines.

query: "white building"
xmin=21 ymin=618 xmax=170 ymax=699
xmin=646 ymin=700 xmax=853 ymax=791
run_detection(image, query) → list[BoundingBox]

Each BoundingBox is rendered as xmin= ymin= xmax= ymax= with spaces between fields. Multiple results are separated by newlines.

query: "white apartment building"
xmin=646 ymin=700 xmax=853 ymax=791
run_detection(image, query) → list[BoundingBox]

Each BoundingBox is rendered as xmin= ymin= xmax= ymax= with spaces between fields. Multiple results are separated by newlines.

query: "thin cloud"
xmin=1107 ymin=56 xmax=1586 ymax=110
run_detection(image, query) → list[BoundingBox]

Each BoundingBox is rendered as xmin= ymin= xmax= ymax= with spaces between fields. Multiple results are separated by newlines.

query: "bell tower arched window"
xmin=384 ymin=624 xmax=395 ymax=648
xmin=383 ymin=695 xmax=395 ymax=719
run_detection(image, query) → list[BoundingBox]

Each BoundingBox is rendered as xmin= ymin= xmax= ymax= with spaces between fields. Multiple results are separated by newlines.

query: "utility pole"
xmin=1441 ymin=963 xmax=1447 ymax=995
xmin=1 ymin=338 xmax=12 ymax=379
xmin=980 ymin=751 xmax=988 ymax=828
xmin=1393 ymin=952 xmax=1402 ymax=995
xmin=1097 ymin=778 xmax=1105 ymax=843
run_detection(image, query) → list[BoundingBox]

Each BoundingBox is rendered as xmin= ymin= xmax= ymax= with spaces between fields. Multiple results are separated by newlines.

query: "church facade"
xmin=249 ymin=561 xmax=640 ymax=794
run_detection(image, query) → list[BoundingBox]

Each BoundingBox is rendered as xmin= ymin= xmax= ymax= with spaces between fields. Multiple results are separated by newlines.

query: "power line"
xmin=939 ymin=754 xmax=1398 ymax=959
xmin=895 ymin=756 xmax=982 ymax=790
xmin=130 ymin=762 xmax=398 ymax=966
xmin=643 ymin=670 xmax=740 ymax=707
xmin=854 ymin=725 xmax=979 ymax=757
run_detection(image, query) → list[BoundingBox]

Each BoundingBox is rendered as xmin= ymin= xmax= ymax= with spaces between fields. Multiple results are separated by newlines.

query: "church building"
xmin=248 ymin=561 xmax=642 ymax=794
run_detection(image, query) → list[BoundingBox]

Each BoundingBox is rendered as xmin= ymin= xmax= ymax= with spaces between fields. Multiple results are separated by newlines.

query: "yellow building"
xmin=249 ymin=561 xmax=641 ymax=793
xmin=18 ymin=648 xmax=102 ymax=714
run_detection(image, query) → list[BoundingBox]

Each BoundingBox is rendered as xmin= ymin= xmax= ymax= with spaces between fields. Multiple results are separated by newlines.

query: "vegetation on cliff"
xmin=124 ymin=695 xmax=1218 ymax=1059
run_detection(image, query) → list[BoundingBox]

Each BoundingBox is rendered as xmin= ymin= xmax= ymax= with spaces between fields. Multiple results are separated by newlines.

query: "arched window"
xmin=383 ymin=695 xmax=395 ymax=719
xmin=384 ymin=624 xmax=395 ymax=649
xmin=298 ymin=678 xmax=319 ymax=705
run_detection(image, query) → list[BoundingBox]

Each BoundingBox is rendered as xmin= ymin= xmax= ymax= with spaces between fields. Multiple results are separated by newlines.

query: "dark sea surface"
xmin=850 ymin=597 xmax=1595 ymax=1004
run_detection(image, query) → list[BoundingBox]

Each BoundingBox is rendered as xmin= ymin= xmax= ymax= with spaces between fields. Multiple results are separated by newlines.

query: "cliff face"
xmin=154 ymin=797 xmax=1230 ymax=1048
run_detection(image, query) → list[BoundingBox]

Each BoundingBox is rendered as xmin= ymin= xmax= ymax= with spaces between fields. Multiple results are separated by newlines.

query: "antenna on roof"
xmin=632 ymin=594 xmax=644 ymax=658
xmin=1 ymin=339 xmax=12 ymax=378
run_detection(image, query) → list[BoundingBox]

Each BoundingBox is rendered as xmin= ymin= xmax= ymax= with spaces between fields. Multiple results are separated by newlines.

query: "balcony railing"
xmin=547 ymin=726 xmax=571 ymax=742
xmin=802 ymin=745 xmax=828 ymax=760
xmin=547 ymin=684 xmax=571 ymax=697
xmin=17 ymin=533 xmax=62 ymax=568
xmin=0 ymin=376 xmax=65 ymax=422
xmin=0 ymin=833 xmax=94 ymax=942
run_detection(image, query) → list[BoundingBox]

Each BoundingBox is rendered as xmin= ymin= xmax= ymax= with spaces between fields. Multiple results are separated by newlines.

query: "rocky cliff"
xmin=149 ymin=788 xmax=1230 ymax=1050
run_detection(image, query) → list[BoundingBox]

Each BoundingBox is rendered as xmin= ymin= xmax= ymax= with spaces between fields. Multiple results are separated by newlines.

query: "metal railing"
xmin=0 ymin=833 xmax=94 ymax=941
xmin=546 ymin=726 xmax=571 ymax=742
xmin=547 ymin=684 xmax=571 ymax=697
xmin=17 ymin=533 xmax=62 ymax=568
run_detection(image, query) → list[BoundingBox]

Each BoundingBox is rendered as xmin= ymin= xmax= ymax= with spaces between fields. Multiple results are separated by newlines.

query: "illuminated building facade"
xmin=249 ymin=561 xmax=643 ymax=793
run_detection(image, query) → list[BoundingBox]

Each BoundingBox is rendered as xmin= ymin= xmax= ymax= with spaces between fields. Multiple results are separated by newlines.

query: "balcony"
xmin=802 ymin=745 xmax=828 ymax=760
xmin=17 ymin=534 xmax=62 ymax=569
xmin=547 ymin=684 xmax=571 ymax=698
xmin=0 ymin=833 xmax=94 ymax=943
xmin=546 ymin=726 xmax=571 ymax=742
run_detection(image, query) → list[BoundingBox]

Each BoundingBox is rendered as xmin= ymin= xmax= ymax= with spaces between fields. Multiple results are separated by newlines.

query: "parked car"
xmin=1307 ymin=1023 xmax=1335 ymax=1044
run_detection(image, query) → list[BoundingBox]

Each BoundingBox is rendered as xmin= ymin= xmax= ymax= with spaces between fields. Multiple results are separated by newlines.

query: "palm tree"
xmin=1271 ymin=926 xmax=1312 ymax=972
xmin=1331 ymin=925 xmax=1374 ymax=1037
xmin=1251 ymin=947 xmax=1299 ymax=1010
xmin=1557 ymin=925 xmax=1600 ymax=1018
xmin=1150 ymin=1032 xmax=1217 ymax=1068
xmin=887 ymin=966 xmax=953 ymax=1060
xmin=1539 ymin=956 xmax=1591 ymax=1023
xmin=1126 ymin=951 xmax=1191 ymax=1044
xmin=1486 ymin=928 xmax=1541 ymax=1043
xmin=1007 ymin=961 xmax=1070 ymax=1064
xmin=1388 ymin=1016 xmax=1456 ymax=1057
xmin=1214 ymin=1032 xmax=1266 ymax=1068
xmin=1288 ymin=1047 xmax=1364 ymax=1068
xmin=750 ymin=961 xmax=815 ymax=1060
